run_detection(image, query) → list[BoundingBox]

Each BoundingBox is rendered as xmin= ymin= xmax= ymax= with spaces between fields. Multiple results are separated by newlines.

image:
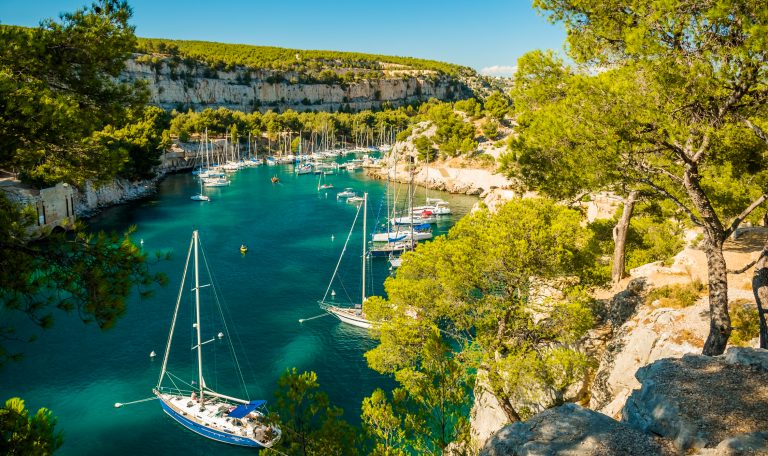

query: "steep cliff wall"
xmin=120 ymin=56 xmax=472 ymax=112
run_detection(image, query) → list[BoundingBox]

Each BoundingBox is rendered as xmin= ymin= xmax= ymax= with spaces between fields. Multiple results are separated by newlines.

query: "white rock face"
xmin=121 ymin=57 xmax=468 ymax=112
xmin=74 ymin=179 xmax=157 ymax=216
xmin=589 ymin=299 xmax=710 ymax=418
xmin=470 ymin=382 xmax=511 ymax=449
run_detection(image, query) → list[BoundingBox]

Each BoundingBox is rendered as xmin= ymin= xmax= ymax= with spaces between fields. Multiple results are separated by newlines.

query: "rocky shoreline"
xmin=73 ymin=175 xmax=163 ymax=218
xmin=365 ymin=160 xmax=517 ymax=210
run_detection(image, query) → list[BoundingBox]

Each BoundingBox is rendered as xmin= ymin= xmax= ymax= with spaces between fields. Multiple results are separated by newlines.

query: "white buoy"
xmin=331 ymin=234 xmax=335 ymax=241
xmin=149 ymin=350 xmax=156 ymax=358
xmin=217 ymin=332 xmax=224 ymax=339
xmin=331 ymin=289 xmax=336 ymax=297
xmin=140 ymin=239 xmax=144 ymax=245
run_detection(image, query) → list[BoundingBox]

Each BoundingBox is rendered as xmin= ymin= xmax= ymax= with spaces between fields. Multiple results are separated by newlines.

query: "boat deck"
xmin=158 ymin=393 xmax=280 ymax=447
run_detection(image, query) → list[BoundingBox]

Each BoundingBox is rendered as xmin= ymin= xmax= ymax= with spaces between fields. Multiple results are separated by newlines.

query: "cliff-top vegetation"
xmin=136 ymin=37 xmax=474 ymax=79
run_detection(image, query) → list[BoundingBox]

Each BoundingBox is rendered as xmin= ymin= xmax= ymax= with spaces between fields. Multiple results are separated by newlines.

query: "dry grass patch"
xmin=672 ymin=329 xmax=704 ymax=347
xmin=646 ymin=280 xmax=707 ymax=309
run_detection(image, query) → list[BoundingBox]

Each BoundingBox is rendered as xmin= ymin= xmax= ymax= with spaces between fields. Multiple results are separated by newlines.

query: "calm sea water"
xmin=0 ymin=163 xmax=476 ymax=455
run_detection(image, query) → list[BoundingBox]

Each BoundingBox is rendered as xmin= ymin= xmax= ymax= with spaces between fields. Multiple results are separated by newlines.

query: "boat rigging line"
xmin=298 ymin=313 xmax=332 ymax=323
xmin=113 ymin=396 xmax=158 ymax=408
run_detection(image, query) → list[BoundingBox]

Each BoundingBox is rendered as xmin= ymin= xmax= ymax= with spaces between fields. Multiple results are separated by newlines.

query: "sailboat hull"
xmin=324 ymin=305 xmax=372 ymax=329
xmin=158 ymin=398 xmax=265 ymax=448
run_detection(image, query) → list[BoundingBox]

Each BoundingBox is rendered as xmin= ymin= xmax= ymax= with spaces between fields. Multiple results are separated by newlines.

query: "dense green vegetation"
xmin=136 ymin=37 xmax=473 ymax=80
xmin=364 ymin=198 xmax=605 ymax=444
xmin=0 ymin=398 xmax=62 ymax=455
xmin=167 ymin=92 xmax=511 ymax=162
xmin=505 ymin=0 xmax=768 ymax=354
xmin=168 ymin=106 xmax=413 ymax=146
xmin=0 ymin=0 xmax=167 ymax=370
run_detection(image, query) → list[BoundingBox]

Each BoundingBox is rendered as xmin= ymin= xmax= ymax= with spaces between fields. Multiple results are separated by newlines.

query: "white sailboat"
xmin=154 ymin=231 xmax=281 ymax=448
xmin=320 ymin=193 xmax=372 ymax=329
xmin=191 ymin=178 xmax=211 ymax=201
xmin=317 ymin=172 xmax=333 ymax=191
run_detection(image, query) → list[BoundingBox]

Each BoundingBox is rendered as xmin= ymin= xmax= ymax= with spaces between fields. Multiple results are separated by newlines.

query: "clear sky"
xmin=0 ymin=0 xmax=567 ymax=76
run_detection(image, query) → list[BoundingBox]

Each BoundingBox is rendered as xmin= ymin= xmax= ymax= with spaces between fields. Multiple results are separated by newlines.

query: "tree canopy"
xmin=0 ymin=398 xmax=62 ymax=456
xmin=364 ymin=198 xmax=605 ymax=447
xmin=136 ymin=37 xmax=474 ymax=78
xmin=0 ymin=1 xmax=148 ymax=187
xmin=0 ymin=1 xmax=167 ymax=365
xmin=515 ymin=0 xmax=768 ymax=354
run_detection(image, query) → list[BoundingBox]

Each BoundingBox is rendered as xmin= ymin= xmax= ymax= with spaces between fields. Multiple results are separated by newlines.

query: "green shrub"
xmin=730 ymin=299 xmax=760 ymax=346
xmin=645 ymin=280 xmax=706 ymax=308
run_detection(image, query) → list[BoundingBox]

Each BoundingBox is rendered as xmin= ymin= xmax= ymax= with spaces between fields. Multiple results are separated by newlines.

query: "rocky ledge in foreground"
xmin=480 ymin=402 xmax=675 ymax=456
xmin=623 ymin=348 xmax=768 ymax=453
xmin=481 ymin=348 xmax=768 ymax=456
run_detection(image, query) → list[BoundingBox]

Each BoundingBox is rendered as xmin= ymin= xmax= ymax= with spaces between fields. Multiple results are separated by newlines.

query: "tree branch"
xmin=741 ymin=117 xmax=768 ymax=145
xmin=728 ymin=250 xmax=766 ymax=275
xmin=691 ymin=133 xmax=711 ymax=163
xmin=637 ymin=178 xmax=703 ymax=226
xmin=724 ymin=194 xmax=768 ymax=238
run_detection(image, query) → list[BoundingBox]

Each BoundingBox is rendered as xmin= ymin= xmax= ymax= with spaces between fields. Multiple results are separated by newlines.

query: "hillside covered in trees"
xmin=136 ymin=37 xmax=475 ymax=78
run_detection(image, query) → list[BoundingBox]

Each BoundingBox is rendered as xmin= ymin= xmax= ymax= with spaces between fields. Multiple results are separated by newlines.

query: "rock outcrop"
xmin=365 ymin=122 xmax=518 ymax=208
xmin=73 ymin=178 xmax=158 ymax=216
xmin=480 ymin=403 xmax=674 ymax=456
xmin=481 ymin=349 xmax=768 ymax=456
xmin=121 ymin=56 xmax=471 ymax=112
xmin=623 ymin=349 xmax=768 ymax=453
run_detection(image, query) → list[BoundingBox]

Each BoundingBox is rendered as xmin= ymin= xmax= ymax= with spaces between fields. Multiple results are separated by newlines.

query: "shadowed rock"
xmin=623 ymin=349 xmax=768 ymax=452
xmin=480 ymin=403 xmax=674 ymax=456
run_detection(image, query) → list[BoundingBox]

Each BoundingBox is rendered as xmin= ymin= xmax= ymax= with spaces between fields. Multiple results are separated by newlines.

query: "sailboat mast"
xmin=362 ymin=193 xmax=367 ymax=303
xmin=156 ymin=234 xmax=195 ymax=389
xmin=193 ymin=230 xmax=205 ymax=398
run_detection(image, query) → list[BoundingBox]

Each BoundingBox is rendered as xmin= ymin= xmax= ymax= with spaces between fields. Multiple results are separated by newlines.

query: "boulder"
xmin=711 ymin=432 xmax=768 ymax=455
xmin=724 ymin=347 xmax=768 ymax=372
xmin=622 ymin=352 xmax=768 ymax=452
xmin=480 ymin=403 xmax=674 ymax=456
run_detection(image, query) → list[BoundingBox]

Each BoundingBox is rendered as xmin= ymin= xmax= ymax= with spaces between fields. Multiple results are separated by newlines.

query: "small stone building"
xmin=36 ymin=182 xmax=76 ymax=230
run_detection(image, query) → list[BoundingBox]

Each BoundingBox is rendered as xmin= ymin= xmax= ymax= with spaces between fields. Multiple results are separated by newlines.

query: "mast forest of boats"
xmin=185 ymin=126 xmax=452 ymax=324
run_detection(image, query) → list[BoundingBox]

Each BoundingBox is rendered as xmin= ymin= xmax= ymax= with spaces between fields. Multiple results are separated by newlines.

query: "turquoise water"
xmin=0 ymin=164 xmax=477 ymax=455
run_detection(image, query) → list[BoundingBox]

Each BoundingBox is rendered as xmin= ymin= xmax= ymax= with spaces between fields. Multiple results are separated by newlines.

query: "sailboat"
xmin=319 ymin=193 xmax=372 ymax=329
xmin=154 ymin=231 xmax=281 ymax=448
xmin=317 ymin=173 xmax=333 ymax=190
xmin=191 ymin=178 xmax=211 ymax=202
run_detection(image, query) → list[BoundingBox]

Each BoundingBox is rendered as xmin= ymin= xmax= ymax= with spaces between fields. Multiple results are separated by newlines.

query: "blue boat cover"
xmin=414 ymin=224 xmax=431 ymax=231
xmin=227 ymin=400 xmax=266 ymax=418
xmin=388 ymin=235 xmax=407 ymax=242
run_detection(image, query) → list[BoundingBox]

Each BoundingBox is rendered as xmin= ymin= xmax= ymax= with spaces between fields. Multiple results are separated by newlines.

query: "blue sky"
xmin=0 ymin=0 xmax=567 ymax=76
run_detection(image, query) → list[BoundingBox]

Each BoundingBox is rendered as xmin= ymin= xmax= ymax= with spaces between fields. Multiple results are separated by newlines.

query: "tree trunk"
xmin=612 ymin=190 xmax=639 ymax=286
xmin=702 ymin=239 xmax=731 ymax=355
xmin=495 ymin=391 xmax=522 ymax=423
xmin=683 ymin=163 xmax=731 ymax=355
xmin=484 ymin=367 xmax=522 ymax=423
xmin=752 ymin=246 xmax=768 ymax=349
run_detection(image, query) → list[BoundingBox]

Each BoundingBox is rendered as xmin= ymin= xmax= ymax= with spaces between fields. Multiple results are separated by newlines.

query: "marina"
xmin=0 ymin=161 xmax=477 ymax=455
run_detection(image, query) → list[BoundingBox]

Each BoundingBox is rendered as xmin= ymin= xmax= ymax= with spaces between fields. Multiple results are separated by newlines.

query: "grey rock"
xmin=480 ymin=403 xmax=673 ymax=456
xmin=622 ymin=353 xmax=768 ymax=452
xmin=724 ymin=347 xmax=768 ymax=372
xmin=713 ymin=432 xmax=768 ymax=455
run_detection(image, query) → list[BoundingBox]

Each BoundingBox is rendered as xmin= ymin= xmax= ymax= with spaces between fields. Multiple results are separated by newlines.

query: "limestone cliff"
xmin=120 ymin=55 xmax=473 ymax=112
